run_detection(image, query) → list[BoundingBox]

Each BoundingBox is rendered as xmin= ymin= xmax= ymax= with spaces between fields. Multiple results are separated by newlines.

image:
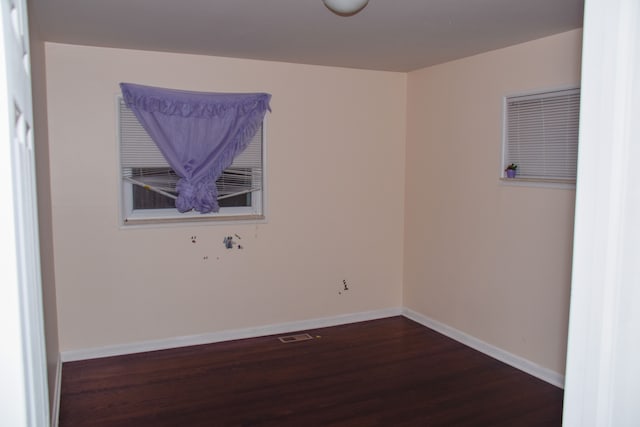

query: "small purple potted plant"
xmin=505 ymin=163 xmax=518 ymax=178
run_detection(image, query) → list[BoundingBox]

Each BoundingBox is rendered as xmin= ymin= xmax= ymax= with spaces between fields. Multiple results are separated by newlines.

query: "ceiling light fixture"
xmin=322 ymin=0 xmax=369 ymax=16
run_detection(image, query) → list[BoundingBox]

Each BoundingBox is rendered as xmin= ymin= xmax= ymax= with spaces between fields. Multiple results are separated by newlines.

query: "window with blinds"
xmin=504 ymin=88 xmax=580 ymax=183
xmin=118 ymin=98 xmax=265 ymax=224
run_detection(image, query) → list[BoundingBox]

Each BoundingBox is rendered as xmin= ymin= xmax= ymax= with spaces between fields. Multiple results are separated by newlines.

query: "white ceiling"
xmin=28 ymin=0 xmax=584 ymax=72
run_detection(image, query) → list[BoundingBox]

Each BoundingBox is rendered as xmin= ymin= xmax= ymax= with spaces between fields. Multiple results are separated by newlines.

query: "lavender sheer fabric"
xmin=120 ymin=83 xmax=271 ymax=213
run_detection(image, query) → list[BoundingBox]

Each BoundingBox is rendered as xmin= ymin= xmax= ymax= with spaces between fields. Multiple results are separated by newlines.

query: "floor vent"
xmin=278 ymin=333 xmax=314 ymax=343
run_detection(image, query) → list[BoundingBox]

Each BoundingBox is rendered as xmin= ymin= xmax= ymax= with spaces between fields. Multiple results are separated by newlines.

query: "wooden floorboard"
xmin=59 ymin=316 xmax=563 ymax=426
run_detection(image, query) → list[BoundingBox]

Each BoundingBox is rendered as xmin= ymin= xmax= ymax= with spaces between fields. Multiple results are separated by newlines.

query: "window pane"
xmin=133 ymin=185 xmax=176 ymax=209
xmin=505 ymin=88 xmax=580 ymax=182
xmin=218 ymin=193 xmax=251 ymax=208
xmin=119 ymin=97 xmax=265 ymax=222
xmin=129 ymin=167 xmax=253 ymax=210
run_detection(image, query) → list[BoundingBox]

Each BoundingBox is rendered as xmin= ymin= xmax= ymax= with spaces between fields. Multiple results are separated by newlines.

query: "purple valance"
xmin=120 ymin=83 xmax=271 ymax=213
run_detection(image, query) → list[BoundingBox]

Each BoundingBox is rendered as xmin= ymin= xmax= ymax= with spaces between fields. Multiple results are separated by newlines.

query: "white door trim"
xmin=0 ymin=0 xmax=49 ymax=425
xmin=562 ymin=0 xmax=640 ymax=425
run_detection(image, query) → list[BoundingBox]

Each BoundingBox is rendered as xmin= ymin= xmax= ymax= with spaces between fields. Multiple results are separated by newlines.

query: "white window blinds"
xmin=119 ymin=98 xmax=263 ymax=200
xmin=505 ymin=88 xmax=580 ymax=182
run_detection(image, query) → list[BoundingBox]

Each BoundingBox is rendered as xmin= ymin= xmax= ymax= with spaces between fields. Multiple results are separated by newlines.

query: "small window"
xmin=118 ymin=98 xmax=265 ymax=225
xmin=503 ymin=88 xmax=580 ymax=183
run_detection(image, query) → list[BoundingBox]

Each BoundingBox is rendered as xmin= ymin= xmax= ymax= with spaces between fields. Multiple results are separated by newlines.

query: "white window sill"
xmin=500 ymin=177 xmax=576 ymax=190
xmin=121 ymin=213 xmax=266 ymax=229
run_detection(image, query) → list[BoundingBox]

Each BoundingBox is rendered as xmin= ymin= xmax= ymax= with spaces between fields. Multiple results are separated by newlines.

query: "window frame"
xmin=501 ymin=87 xmax=580 ymax=189
xmin=117 ymin=96 xmax=267 ymax=226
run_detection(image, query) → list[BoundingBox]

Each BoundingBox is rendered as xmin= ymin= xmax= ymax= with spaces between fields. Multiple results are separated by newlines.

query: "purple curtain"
xmin=120 ymin=83 xmax=271 ymax=213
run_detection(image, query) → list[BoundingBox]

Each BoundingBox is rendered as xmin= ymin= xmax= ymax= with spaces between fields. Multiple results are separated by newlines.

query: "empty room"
xmin=3 ymin=0 xmax=639 ymax=426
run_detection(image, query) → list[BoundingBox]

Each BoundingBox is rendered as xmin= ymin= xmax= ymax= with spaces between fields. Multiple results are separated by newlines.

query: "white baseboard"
xmin=402 ymin=308 xmax=565 ymax=388
xmin=60 ymin=307 xmax=403 ymax=362
xmin=58 ymin=306 xmax=564 ymax=389
xmin=51 ymin=354 xmax=61 ymax=427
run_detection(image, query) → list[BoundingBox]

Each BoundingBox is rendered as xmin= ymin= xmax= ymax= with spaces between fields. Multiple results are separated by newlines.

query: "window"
xmin=119 ymin=98 xmax=265 ymax=224
xmin=503 ymin=88 xmax=580 ymax=183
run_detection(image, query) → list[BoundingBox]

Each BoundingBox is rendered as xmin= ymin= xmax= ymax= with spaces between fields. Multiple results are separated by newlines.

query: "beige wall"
xmin=45 ymin=30 xmax=580 ymax=376
xmin=45 ymin=43 xmax=407 ymax=352
xmin=404 ymin=30 xmax=582 ymax=375
xmin=29 ymin=31 xmax=59 ymax=414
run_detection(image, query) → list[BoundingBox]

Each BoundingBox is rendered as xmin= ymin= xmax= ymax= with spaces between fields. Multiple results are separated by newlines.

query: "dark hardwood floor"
xmin=59 ymin=317 xmax=563 ymax=426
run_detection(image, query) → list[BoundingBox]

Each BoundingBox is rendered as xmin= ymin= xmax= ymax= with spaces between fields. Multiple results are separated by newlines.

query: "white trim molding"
xmin=60 ymin=307 xmax=564 ymax=389
xmin=403 ymin=308 xmax=565 ymax=388
xmin=61 ymin=308 xmax=403 ymax=362
xmin=51 ymin=355 xmax=62 ymax=427
xmin=60 ymin=306 xmax=564 ymax=389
